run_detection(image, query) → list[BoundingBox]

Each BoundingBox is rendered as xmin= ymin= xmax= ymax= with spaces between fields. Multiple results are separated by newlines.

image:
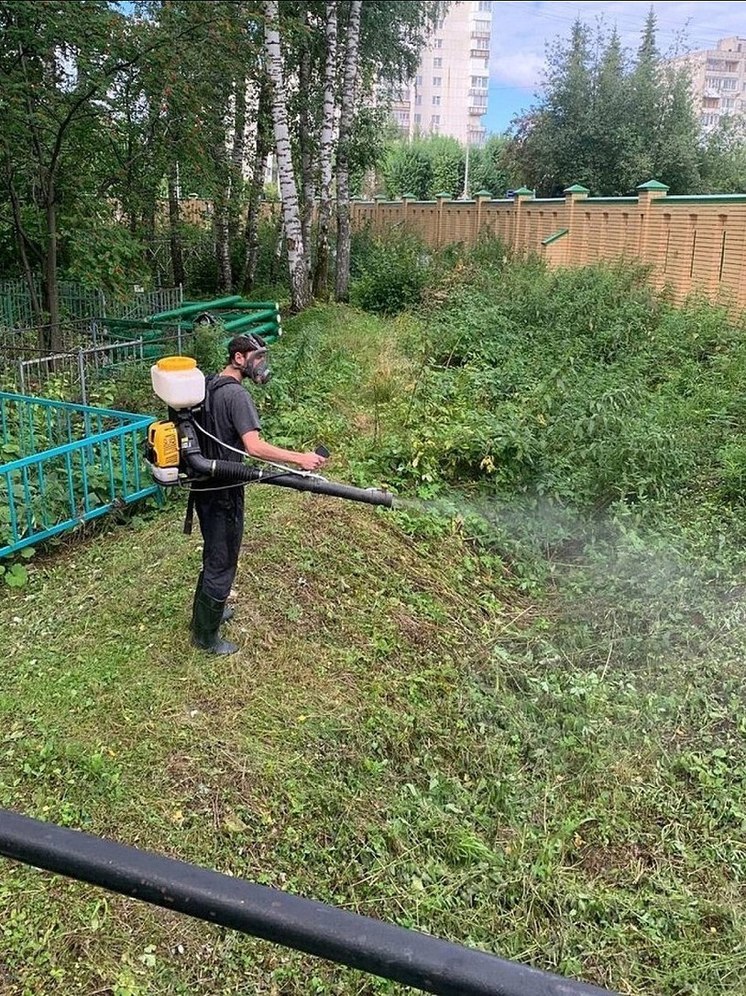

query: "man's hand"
xmin=242 ymin=431 xmax=329 ymax=472
xmin=296 ymin=451 xmax=327 ymax=472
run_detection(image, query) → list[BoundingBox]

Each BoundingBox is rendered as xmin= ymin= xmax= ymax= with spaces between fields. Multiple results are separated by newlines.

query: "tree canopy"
xmin=505 ymin=11 xmax=701 ymax=197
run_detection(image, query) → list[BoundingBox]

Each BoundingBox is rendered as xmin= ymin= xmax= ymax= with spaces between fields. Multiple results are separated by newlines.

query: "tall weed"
xmin=357 ymin=252 xmax=746 ymax=528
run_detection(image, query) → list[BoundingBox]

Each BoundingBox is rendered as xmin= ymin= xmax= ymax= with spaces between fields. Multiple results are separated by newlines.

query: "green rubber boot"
xmin=191 ymin=589 xmax=239 ymax=655
xmin=192 ymin=573 xmax=234 ymax=624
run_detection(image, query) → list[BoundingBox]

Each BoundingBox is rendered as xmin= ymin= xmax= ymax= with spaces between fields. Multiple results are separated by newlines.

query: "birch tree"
xmin=312 ymin=0 xmax=337 ymax=299
xmin=240 ymin=81 xmax=271 ymax=292
xmin=334 ymin=0 xmax=362 ymax=302
xmin=262 ymin=0 xmax=310 ymax=312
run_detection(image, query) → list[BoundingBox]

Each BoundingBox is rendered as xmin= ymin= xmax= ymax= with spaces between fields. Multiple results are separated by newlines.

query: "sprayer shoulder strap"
xmin=202 ymin=375 xmax=242 ymax=421
xmin=196 ymin=375 xmax=244 ymax=445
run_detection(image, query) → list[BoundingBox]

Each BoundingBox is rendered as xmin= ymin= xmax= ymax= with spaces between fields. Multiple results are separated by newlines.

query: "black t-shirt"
xmin=191 ymin=377 xmax=262 ymax=493
xmin=206 ymin=377 xmax=261 ymax=463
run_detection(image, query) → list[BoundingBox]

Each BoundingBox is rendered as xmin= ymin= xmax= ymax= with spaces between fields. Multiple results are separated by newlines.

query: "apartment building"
xmin=669 ymin=36 xmax=746 ymax=131
xmin=390 ymin=0 xmax=492 ymax=146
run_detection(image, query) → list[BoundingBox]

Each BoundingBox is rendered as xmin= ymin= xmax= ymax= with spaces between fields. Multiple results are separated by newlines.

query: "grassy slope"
xmin=0 ymin=305 xmax=744 ymax=995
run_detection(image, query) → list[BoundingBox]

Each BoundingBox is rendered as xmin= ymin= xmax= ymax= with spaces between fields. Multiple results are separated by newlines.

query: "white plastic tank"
xmin=151 ymin=356 xmax=205 ymax=410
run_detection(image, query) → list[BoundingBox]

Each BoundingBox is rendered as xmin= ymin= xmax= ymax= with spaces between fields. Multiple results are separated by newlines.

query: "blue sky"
xmin=485 ymin=1 xmax=746 ymax=133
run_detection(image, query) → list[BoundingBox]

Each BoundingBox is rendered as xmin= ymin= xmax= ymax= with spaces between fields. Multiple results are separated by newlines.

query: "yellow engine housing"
xmin=148 ymin=420 xmax=181 ymax=484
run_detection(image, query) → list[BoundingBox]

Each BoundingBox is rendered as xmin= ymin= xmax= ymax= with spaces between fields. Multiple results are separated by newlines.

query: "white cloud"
xmin=489 ymin=1 xmax=746 ymax=89
xmin=491 ymin=51 xmax=545 ymax=88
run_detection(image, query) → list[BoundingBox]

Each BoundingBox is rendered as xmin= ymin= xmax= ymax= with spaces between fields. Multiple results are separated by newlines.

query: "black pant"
xmin=194 ymin=487 xmax=245 ymax=601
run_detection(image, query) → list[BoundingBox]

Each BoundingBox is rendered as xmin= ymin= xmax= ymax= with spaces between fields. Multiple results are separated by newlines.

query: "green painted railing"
xmin=0 ymin=392 xmax=157 ymax=558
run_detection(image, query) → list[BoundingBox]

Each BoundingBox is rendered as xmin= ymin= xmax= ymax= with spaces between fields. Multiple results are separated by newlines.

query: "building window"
xmin=703 ymin=97 xmax=719 ymax=108
xmin=433 ymin=76 xmax=441 ymax=86
xmin=431 ymin=114 xmax=440 ymax=125
xmin=479 ymin=0 xmax=492 ymax=9
xmin=433 ymin=57 xmax=442 ymax=68
xmin=723 ymin=97 xmax=736 ymax=109
xmin=707 ymin=58 xmax=725 ymax=70
xmin=416 ymin=75 xmax=423 ymax=86
xmin=414 ymin=113 xmax=421 ymax=124
xmin=471 ymin=75 xmax=489 ymax=89
xmin=700 ymin=112 xmax=718 ymax=126
xmin=726 ymin=61 xmax=740 ymax=72
xmin=707 ymin=76 xmax=739 ymax=91
xmin=434 ymin=37 xmax=443 ymax=48
xmin=432 ymin=95 xmax=441 ymax=106
xmin=415 ymin=94 xmax=422 ymax=106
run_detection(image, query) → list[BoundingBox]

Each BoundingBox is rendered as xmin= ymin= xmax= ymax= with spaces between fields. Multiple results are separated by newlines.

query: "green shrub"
xmin=351 ymin=233 xmax=434 ymax=315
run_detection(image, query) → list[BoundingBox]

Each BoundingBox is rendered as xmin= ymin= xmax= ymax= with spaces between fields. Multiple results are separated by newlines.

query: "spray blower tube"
xmin=177 ymin=418 xmax=393 ymax=509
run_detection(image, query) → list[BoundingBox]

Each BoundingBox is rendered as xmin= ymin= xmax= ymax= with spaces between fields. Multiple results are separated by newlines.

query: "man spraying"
xmin=190 ymin=333 xmax=326 ymax=655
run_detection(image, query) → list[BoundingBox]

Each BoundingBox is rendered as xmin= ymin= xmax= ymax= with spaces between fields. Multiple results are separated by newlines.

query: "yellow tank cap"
xmin=156 ymin=356 xmax=197 ymax=372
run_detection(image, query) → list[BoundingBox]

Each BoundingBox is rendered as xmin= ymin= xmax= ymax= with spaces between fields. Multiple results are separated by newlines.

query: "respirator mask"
xmin=234 ymin=334 xmax=271 ymax=385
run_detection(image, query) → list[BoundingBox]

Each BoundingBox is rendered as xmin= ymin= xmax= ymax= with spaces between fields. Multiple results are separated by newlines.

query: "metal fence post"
xmin=77 ymin=348 xmax=87 ymax=406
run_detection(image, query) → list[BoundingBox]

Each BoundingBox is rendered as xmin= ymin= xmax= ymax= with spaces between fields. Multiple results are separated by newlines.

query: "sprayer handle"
xmin=315 ymin=445 xmax=330 ymax=459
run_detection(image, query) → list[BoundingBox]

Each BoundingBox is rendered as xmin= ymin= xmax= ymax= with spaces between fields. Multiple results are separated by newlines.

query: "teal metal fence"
xmin=0 ymin=280 xmax=182 ymax=331
xmin=0 ymin=392 xmax=158 ymax=558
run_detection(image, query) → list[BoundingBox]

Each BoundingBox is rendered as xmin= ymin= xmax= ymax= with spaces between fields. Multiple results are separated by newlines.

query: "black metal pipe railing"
xmin=0 ymin=809 xmax=616 ymax=996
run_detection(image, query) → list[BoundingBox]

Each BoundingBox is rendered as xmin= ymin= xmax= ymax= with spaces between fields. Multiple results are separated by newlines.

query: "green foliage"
xmin=349 ymin=234 xmax=746 ymax=551
xmin=469 ymin=135 xmax=512 ymax=197
xmin=350 ymin=232 xmax=434 ymax=314
xmin=379 ymin=134 xmax=515 ymax=200
xmin=699 ymin=115 xmax=746 ymax=193
xmin=191 ymin=321 xmax=227 ymax=375
xmin=381 ymin=143 xmax=433 ymax=200
xmin=62 ymin=212 xmax=150 ymax=297
xmin=427 ymin=136 xmax=465 ymax=196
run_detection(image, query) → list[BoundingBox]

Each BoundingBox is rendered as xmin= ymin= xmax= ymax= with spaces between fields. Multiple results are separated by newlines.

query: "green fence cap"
xmin=637 ymin=179 xmax=670 ymax=191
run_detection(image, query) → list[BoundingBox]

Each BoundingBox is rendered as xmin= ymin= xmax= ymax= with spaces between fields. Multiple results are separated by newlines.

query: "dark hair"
xmin=228 ymin=334 xmax=264 ymax=361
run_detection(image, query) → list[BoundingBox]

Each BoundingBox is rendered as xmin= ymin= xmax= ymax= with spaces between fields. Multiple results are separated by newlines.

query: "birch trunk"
xmin=334 ymin=0 xmax=362 ymax=302
xmin=312 ymin=0 xmax=337 ymax=299
xmin=298 ymin=11 xmax=315 ymax=259
xmin=167 ymin=164 xmax=185 ymax=289
xmin=229 ymin=79 xmax=248 ymax=242
xmin=262 ymin=0 xmax=310 ymax=312
xmin=240 ymin=84 xmax=270 ymax=293
xmin=214 ymin=190 xmax=232 ymax=292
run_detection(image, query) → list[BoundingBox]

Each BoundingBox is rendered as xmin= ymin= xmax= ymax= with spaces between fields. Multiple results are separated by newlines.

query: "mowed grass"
xmin=0 ymin=304 xmax=744 ymax=995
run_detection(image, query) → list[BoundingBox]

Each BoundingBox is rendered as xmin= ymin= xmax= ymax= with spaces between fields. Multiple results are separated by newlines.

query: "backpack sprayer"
xmin=145 ymin=356 xmax=394 ymax=509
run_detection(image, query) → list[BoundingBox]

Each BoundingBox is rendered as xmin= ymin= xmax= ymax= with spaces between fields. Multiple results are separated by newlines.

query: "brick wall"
xmin=351 ymin=181 xmax=746 ymax=317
